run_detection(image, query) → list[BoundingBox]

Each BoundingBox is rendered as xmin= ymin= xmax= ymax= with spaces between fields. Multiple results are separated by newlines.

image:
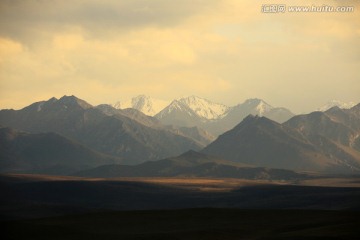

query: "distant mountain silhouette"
xmin=156 ymin=97 xmax=294 ymax=136
xmin=209 ymin=99 xmax=294 ymax=136
xmin=0 ymin=96 xmax=203 ymax=164
xmin=96 ymin=104 xmax=215 ymax=146
xmin=0 ymin=127 xmax=119 ymax=175
xmin=75 ymin=150 xmax=310 ymax=180
xmin=113 ymin=95 xmax=169 ymax=116
xmin=285 ymin=105 xmax=360 ymax=150
xmin=1 ymin=96 xmax=359 ymax=175
xmin=317 ymin=100 xmax=356 ymax=111
xmin=202 ymin=109 xmax=360 ymax=173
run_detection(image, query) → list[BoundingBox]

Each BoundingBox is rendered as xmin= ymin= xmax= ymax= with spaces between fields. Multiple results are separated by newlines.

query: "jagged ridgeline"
xmin=1 ymin=95 xmax=359 ymax=176
xmin=113 ymin=95 xmax=295 ymax=136
xmin=0 ymin=96 xmax=209 ymax=166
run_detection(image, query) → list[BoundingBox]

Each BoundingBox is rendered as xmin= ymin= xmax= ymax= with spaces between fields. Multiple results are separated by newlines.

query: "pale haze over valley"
xmin=0 ymin=0 xmax=360 ymax=113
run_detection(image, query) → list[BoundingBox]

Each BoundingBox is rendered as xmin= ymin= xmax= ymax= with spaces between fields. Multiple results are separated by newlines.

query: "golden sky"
xmin=0 ymin=0 xmax=359 ymax=112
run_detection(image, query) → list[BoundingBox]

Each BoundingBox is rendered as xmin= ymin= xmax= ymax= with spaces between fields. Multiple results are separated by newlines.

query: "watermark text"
xmin=262 ymin=4 xmax=355 ymax=13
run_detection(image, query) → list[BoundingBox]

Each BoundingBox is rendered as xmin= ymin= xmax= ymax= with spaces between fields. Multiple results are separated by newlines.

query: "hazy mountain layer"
xmin=203 ymin=105 xmax=360 ymax=174
xmin=0 ymin=127 xmax=119 ymax=175
xmin=1 ymin=96 xmax=359 ymax=175
xmin=0 ymin=96 xmax=203 ymax=164
xmin=96 ymin=104 xmax=215 ymax=146
xmin=113 ymin=95 xmax=169 ymax=116
xmin=155 ymin=97 xmax=294 ymax=136
xmin=75 ymin=150 xmax=310 ymax=180
xmin=317 ymin=100 xmax=356 ymax=112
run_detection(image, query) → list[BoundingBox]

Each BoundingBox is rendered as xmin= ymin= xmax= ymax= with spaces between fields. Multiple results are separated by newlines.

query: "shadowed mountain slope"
xmin=0 ymin=127 xmax=119 ymax=175
xmin=0 ymin=96 xmax=203 ymax=164
xmin=75 ymin=150 xmax=310 ymax=180
xmin=96 ymin=104 xmax=215 ymax=146
xmin=202 ymin=114 xmax=360 ymax=173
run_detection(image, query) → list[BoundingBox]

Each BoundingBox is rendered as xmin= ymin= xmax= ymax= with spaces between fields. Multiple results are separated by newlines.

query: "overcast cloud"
xmin=0 ymin=0 xmax=359 ymax=113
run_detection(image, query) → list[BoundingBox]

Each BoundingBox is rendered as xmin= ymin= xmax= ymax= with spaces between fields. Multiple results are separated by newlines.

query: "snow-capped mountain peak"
xmin=317 ymin=100 xmax=356 ymax=112
xmin=113 ymin=95 xmax=169 ymax=116
xmin=154 ymin=96 xmax=295 ymax=136
xmin=242 ymin=98 xmax=273 ymax=116
xmin=175 ymin=96 xmax=229 ymax=120
xmin=161 ymin=100 xmax=190 ymax=114
xmin=256 ymin=101 xmax=272 ymax=115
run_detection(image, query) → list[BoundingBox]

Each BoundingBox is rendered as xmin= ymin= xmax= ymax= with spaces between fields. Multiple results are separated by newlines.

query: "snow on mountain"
xmin=157 ymin=100 xmax=192 ymax=117
xmin=241 ymin=98 xmax=273 ymax=116
xmin=113 ymin=95 xmax=169 ymax=116
xmin=317 ymin=100 xmax=356 ymax=112
xmin=112 ymin=95 xmax=294 ymax=136
xmin=115 ymin=95 xmax=287 ymax=121
xmin=256 ymin=101 xmax=272 ymax=115
xmin=175 ymin=96 xmax=229 ymax=120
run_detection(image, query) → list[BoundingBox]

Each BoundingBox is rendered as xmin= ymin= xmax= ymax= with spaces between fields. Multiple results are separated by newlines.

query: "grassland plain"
xmin=2 ymin=174 xmax=360 ymax=239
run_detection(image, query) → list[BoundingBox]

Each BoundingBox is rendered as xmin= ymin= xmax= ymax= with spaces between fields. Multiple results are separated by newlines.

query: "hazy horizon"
xmin=2 ymin=93 xmax=359 ymax=115
xmin=1 ymin=0 xmax=359 ymax=113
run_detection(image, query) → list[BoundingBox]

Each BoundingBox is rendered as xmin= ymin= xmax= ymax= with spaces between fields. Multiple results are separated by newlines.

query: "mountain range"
xmin=1 ymin=95 xmax=360 ymax=176
xmin=204 ymin=98 xmax=294 ymax=136
xmin=203 ymin=104 xmax=360 ymax=173
xmin=152 ymin=96 xmax=295 ymax=136
xmin=0 ymin=127 xmax=119 ymax=175
xmin=116 ymin=95 xmax=357 ymax=115
xmin=317 ymin=100 xmax=356 ymax=112
xmin=0 ymin=96 xmax=208 ymax=165
xmin=112 ymin=95 xmax=358 ymax=137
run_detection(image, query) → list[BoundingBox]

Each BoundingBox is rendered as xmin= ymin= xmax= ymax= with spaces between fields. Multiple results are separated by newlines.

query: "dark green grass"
xmin=4 ymin=209 xmax=360 ymax=240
